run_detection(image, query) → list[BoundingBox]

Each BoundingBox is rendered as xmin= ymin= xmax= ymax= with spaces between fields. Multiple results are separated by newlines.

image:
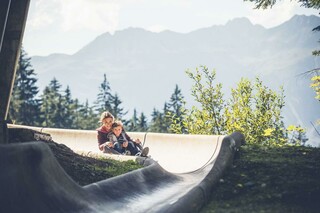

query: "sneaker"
xmin=124 ymin=150 xmax=131 ymax=155
xmin=135 ymin=152 xmax=141 ymax=156
xmin=140 ymin=147 xmax=149 ymax=157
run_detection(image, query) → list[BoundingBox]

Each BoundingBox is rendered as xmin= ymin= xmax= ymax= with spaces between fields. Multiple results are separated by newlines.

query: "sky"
xmin=22 ymin=0 xmax=319 ymax=57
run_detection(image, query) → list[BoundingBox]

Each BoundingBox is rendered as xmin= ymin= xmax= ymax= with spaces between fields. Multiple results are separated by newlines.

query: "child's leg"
xmin=127 ymin=141 xmax=139 ymax=155
xmin=113 ymin=142 xmax=125 ymax=154
xmin=133 ymin=141 xmax=149 ymax=157
xmin=135 ymin=142 xmax=143 ymax=151
xmin=104 ymin=145 xmax=121 ymax=154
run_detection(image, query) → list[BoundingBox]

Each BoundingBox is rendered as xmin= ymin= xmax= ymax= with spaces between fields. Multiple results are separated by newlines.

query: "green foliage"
xmin=109 ymin=93 xmax=127 ymax=120
xmin=189 ymin=66 xmax=225 ymax=134
xmin=94 ymin=74 xmax=128 ymax=123
xmin=311 ymin=75 xmax=320 ymax=101
xmin=286 ymin=125 xmax=308 ymax=145
xmin=61 ymin=86 xmax=74 ymax=128
xmin=76 ymin=100 xmax=99 ymax=130
xmin=312 ymin=50 xmax=320 ymax=56
xmin=310 ymin=74 xmax=320 ymax=126
xmin=166 ymin=85 xmax=186 ymax=133
xmin=149 ymin=85 xmax=186 ymax=133
xmin=125 ymin=109 xmax=139 ymax=131
xmin=224 ymin=78 xmax=253 ymax=138
xmin=125 ymin=109 xmax=148 ymax=132
xmin=149 ymin=104 xmax=171 ymax=133
xmin=40 ymin=78 xmax=64 ymax=127
xmin=170 ymin=66 xmax=291 ymax=146
xmin=226 ymin=77 xmax=287 ymax=146
xmin=9 ymin=48 xmax=41 ymax=126
xmin=171 ymin=66 xmax=226 ymax=135
xmin=138 ymin=112 xmax=148 ymax=131
xmin=94 ymin=73 xmax=113 ymax=114
xmin=149 ymin=108 xmax=165 ymax=132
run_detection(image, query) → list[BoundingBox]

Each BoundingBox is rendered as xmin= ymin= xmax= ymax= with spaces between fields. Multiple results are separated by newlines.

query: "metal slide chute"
xmin=2 ymin=125 xmax=244 ymax=212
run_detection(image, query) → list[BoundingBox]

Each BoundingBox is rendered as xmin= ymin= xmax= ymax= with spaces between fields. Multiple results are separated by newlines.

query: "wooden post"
xmin=0 ymin=0 xmax=30 ymax=144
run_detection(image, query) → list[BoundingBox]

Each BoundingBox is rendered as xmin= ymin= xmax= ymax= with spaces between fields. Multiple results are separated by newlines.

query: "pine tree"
xmin=78 ymin=100 xmax=98 ymax=130
xmin=168 ymin=84 xmax=185 ymax=118
xmin=40 ymin=78 xmax=63 ymax=127
xmin=137 ymin=112 xmax=148 ymax=132
xmin=9 ymin=48 xmax=41 ymax=125
xmin=109 ymin=93 xmax=127 ymax=120
xmin=125 ymin=109 xmax=139 ymax=131
xmin=40 ymin=86 xmax=51 ymax=127
xmin=95 ymin=74 xmax=114 ymax=114
xmin=162 ymin=102 xmax=171 ymax=133
xmin=61 ymin=86 xmax=74 ymax=128
xmin=71 ymin=98 xmax=82 ymax=129
xmin=167 ymin=84 xmax=186 ymax=133
xmin=149 ymin=108 xmax=163 ymax=132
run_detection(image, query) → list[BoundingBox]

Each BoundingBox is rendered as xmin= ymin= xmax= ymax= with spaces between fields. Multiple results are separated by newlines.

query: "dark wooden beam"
xmin=0 ymin=0 xmax=30 ymax=144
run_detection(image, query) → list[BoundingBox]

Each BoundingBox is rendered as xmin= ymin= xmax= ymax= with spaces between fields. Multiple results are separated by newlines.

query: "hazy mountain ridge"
xmin=30 ymin=15 xmax=320 ymax=145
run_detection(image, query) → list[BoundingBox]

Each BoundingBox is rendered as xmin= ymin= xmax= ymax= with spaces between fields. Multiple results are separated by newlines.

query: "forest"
xmin=10 ymin=47 xmax=319 ymax=147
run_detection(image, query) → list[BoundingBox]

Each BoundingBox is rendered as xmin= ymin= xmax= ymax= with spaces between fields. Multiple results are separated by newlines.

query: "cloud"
xmin=26 ymin=0 xmax=59 ymax=29
xmin=60 ymin=0 xmax=120 ymax=32
xmin=27 ymin=0 xmax=121 ymax=33
xmin=247 ymin=1 xmax=297 ymax=28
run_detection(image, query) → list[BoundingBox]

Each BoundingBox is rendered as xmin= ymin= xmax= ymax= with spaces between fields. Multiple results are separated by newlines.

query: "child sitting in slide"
xmin=107 ymin=120 xmax=149 ymax=157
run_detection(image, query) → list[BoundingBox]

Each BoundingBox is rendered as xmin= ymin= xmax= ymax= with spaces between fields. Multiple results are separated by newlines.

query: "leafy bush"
xmin=170 ymin=66 xmax=298 ymax=146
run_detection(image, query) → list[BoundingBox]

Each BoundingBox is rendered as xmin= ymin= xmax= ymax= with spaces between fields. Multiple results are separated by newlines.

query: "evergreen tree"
xmin=95 ymin=74 xmax=114 ymax=114
xmin=167 ymin=84 xmax=186 ymax=133
xmin=71 ymin=98 xmax=83 ymax=129
xmin=61 ymin=86 xmax=74 ymax=128
xmin=78 ymin=100 xmax=98 ymax=130
xmin=40 ymin=78 xmax=64 ymax=127
xmin=125 ymin=109 xmax=139 ymax=131
xmin=40 ymin=86 xmax=51 ymax=127
xmin=9 ymin=48 xmax=41 ymax=125
xmin=109 ymin=93 xmax=127 ymax=120
xmin=149 ymin=108 xmax=164 ymax=132
xmin=137 ymin=112 xmax=148 ymax=132
xmin=162 ymin=102 xmax=171 ymax=133
xmin=168 ymin=85 xmax=185 ymax=117
xmin=149 ymin=104 xmax=171 ymax=133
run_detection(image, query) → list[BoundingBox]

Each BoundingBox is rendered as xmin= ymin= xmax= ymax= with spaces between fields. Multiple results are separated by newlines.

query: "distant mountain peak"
xmin=226 ymin=17 xmax=253 ymax=27
xmin=114 ymin=27 xmax=149 ymax=35
xmin=290 ymin=14 xmax=319 ymax=27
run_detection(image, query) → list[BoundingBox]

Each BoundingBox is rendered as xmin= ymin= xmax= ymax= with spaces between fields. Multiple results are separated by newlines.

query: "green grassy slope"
xmin=201 ymin=145 xmax=320 ymax=213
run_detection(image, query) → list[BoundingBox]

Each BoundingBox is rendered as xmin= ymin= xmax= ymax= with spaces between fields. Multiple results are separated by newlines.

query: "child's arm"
xmin=123 ymin=130 xmax=141 ymax=144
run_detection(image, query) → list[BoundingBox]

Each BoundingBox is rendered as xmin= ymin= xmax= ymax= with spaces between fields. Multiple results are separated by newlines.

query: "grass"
xmin=200 ymin=144 xmax=320 ymax=213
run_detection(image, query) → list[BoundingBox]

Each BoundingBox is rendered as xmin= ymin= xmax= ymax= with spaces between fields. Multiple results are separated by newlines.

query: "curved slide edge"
xmin=165 ymin=132 xmax=245 ymax=212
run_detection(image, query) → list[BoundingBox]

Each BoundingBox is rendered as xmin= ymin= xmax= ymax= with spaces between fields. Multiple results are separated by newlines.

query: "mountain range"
xmin=30 ymin=14 xmax=320 ymax=145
